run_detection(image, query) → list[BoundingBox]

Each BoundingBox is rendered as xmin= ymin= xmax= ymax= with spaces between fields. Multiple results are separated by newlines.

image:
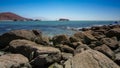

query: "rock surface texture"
xmin=64 ymin=50 xmax=120 ymax=68
xmin=0 ymin=54 xmax=31 ymax=68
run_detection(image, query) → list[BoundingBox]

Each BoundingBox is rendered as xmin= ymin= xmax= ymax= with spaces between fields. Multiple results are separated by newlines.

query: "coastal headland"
xmin=0 ymin=24 xmax=120 ymax=68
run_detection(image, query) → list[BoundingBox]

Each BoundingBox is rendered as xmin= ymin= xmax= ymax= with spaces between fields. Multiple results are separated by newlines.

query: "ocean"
xmin=0 ymin=21 xmax=117 ymax=37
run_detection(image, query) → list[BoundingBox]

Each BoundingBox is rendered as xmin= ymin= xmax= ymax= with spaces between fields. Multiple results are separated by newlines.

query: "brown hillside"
xmin=0 ymin=12 xmax=29 ymax=21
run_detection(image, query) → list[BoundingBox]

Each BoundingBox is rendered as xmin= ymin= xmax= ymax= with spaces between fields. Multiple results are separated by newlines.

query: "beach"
xmin=0 ymin=22 xmax=120 ymax=68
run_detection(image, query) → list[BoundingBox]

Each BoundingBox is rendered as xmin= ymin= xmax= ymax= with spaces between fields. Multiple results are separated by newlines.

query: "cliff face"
xmin=0 ymin=12 xmax=29 ymax=21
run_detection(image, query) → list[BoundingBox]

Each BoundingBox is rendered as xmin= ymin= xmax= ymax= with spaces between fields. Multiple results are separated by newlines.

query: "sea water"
xmin=0 ymin=21 xmax=117 ymax=37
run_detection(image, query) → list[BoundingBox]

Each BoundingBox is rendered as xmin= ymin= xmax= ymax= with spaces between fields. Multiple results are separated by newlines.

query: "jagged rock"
xmin=64 ymin=50 xmax=120 ymax=68
xmin=101 ymin=38 xmax=119 ymax=50
xmin=52 ymin=35 xmax=70 ymax=45
xmin=56 ymin=44 xmax=74 ymax=54
xmin=94 ymin=44 xmax=115 ymax=59
xmin=9 ymin=39 xmax=61 ymax=67
xmin=48 ymin=63 xmax=63 ymax=68
xmin=106 ymin=28 xmax=120 ymax=40
xmin=0 ymin=54 xmax=31 ymax=68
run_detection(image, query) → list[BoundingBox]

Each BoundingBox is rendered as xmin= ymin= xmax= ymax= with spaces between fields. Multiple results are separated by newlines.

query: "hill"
xmin=0 ymin=12 xmax=31 ymax=21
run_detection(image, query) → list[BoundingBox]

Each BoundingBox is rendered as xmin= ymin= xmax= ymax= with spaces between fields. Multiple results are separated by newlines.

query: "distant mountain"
xmin=0 ymin=12 xmax=31 ymax=21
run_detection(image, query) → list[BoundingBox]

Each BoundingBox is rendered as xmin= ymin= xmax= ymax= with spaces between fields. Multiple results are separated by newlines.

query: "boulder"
xmin=101 ymin=38 xmax=119 ymax=50
xmin=0 ymin=30 xmax=49 ymax=49
xmin=92 ymin=32 xmax=105 ymax=40
xmin=94 ymin=44 xmax=115 ymax=59
xmin=0 ymin=54 xmax=31 ymax=68
xmin=74 ymin=44 xmax=90 ymax=54
xmin=69 ymin=36 xmax=80 ymax=43
xmin=0 ymin=30 xmax=36 ymax=48
xmin=52 ymin=34 xmax=70 ymax=45
xmin=64 ymin=49 xmax=120 ymax=68
xmin=35 ymin=35 xmax=50 ymax=45
xmin=106 ymin=28 xmax=120 ymax=40
xmin=9 ymin=39 xmax=61 ymax=67
xmin=69 ymin=42 xmax=83 ymax=49
xmin=74 ymin=31 xmax=97 ymax=44
xmin=88 ymin=41 xmax=103 ymax=48
xmin=56 ymin=44 xmax=74 ymax=54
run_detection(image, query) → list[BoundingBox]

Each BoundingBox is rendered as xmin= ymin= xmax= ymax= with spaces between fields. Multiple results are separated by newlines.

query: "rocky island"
xmin=0 ymin=24 xmax=120 ymax=68
xmin=59 ymin=18 xmax=69 ymax=21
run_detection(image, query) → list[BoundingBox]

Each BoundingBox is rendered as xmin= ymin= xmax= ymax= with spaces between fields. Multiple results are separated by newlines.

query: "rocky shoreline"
xmin=0 ymin=24 xmax=120 ymax=68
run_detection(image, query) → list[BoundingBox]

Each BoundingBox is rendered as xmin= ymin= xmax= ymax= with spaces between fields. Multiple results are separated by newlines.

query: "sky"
xmin=0 ymin=0 xmax=120 ymax=20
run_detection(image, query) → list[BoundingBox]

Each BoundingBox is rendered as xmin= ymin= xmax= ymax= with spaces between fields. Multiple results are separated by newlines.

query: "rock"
xmin=114 ymin=47 xmax=120 ymax=53
xmin=64 ymin=49 xmax=120 ymax=68
xmin=35 ymin=35 xmax=50 ymax=45
xmin=48 ymin=63 xmax=63 ymax=68
xmin=92 ymin=32 xmax=105 ymax=40
xmin=69 ymin=36 xmax=80 ymax=43
xmin=101 ymin=38 xmax=119 ymax=50
xmin=52 ymin=34 xmax=70 ymax=45
xmin=88 ymin=41 xmax=103 ymax=48
xmin=83 ymin=31 xmax=97 ymax=44
xmin=61 ymin=52 xmax=73 ymax=61
xmin=30 ymin=52 xmax=61 ymax=68
xmin=56 ymin=44 xmax=74 ymax=54
xmin=9 ymin=39 xmax=61 ymax=67
xmin=115 ymin=53 xmax=120 ymax=66
xmin=106 ymin=28 xmax=120 ymax=40
xmin=9 ymin=39 xmax=38 ymax=60
xmin=94 ymin=44 xmax=115 ymax=59
xmin=74 ymin=44 xmax=90 ymax=54
xmin=69 ymin=42 xmax=83 ymax=49
xmin=0 ymin=30 xmax=39 ymax=48
xmin=74 ymin=31 xmax=97 ymax=44
xmin=0 ymin=54 xmax=31 ymax=68
xmin=0 ymin=51 xmax=10 ymax=56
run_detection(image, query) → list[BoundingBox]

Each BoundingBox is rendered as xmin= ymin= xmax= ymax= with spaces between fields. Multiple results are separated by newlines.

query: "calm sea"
xmin=0 ymin=21 xmax=117 ymax=36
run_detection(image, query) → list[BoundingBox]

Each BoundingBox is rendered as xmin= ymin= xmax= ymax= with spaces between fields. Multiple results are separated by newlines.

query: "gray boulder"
xmin=101 ymin=38 xmax=119 ymax=50
xmin=64 ymin=49 xmax=120 ymax=68
xmin=56 ymin=44 xmax=74 ymax=54
xmin=74 ymin=31 xmax=97 ymax=44
xmin=52 ymin=34 xmax=70 ymax=45
xmin=106 ymin=28 xmax=120 ymax=40
xmin=9 ymin=39 xmax=61 ymax=67
xmin=0 ymin=54 xmax=31 ymax=68
xmin=0 ymin=30 xmax=49 ymax=49
xmin=94 ymin=44 xmax=115 ymax=59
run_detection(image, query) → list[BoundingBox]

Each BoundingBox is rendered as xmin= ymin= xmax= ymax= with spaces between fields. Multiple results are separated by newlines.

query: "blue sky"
xmin=0 ymin=0 xmax=120 ymax=20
